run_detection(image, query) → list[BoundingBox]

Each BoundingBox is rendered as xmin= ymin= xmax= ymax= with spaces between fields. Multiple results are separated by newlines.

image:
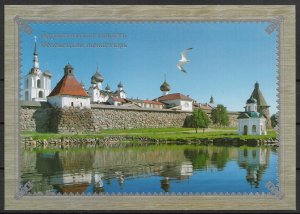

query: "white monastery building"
xmin=237 ymin=95 xmax=267 ymax=135
xmin=47 ymin=63 xmax=91 ymax=109
xmin=88 ymin=67 xmax=126 ymax=104
xmin=23 ymin=37 xmax=52 ymax=102
xmin=155 ymin=80 xmax=194 ymax=112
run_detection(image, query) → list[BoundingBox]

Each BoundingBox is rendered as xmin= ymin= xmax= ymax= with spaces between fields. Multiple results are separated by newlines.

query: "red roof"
xmin=111 ymin=97 xmax=126 ymax=102
xmin=157 ymin=93 xmax=193 ymax=101
xmin=48 ymin=74 xmax=89 ymax=97
xmin=143 ymin=100 xmax=164 ymax=105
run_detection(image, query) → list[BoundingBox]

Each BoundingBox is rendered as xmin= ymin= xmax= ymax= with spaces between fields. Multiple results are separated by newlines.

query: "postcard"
xmin=4 ymin=5 xmax=296 ymax=210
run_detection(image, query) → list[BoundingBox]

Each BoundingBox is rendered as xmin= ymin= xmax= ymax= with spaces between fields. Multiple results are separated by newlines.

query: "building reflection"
xmin=21 ymin=145 xmax=271 ymax=194
xmin=237 ymin=147 xmax=269 ymax=188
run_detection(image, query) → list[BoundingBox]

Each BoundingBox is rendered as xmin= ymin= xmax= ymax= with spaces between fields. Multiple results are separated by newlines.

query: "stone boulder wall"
xmin=50 ymin=108 xmax=100 ymax=133
xmin=20 ymin=103 xmax=239 ymax=132
xmin=92 ymin=108 xmax=191 ymax=129
xmin=20 ymin=106 xmax=53 ymax=132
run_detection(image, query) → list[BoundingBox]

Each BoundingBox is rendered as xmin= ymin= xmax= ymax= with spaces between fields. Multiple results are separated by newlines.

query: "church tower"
xmin=23 ymin=36 xmax=51 ymax=102
xmin=117 ymin=82 xmax=126 ymax=99
xmin=88 ymin=66 xmax=104 ymax=103
xmin=250 ymin=82 xmax=271 ymax=128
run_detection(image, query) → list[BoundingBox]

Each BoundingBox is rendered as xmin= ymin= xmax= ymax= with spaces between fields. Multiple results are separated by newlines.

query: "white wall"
xmin=89 ymin=85 xmax=110 ymax=103
xmin=238 ymin=118 xmax=267 ymax=135
xmin=48 ymin=95 xmax=91 ymax=109
xmin=180 ymin=100 xmax=193 ymax=112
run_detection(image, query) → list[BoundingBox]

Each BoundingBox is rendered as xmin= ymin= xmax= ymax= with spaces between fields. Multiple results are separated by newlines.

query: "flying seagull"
xmin=177 ymin=48 xmax=193 ymax=73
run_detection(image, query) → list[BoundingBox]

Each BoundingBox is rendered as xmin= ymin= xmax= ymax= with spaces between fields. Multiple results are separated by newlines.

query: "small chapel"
xmin=237 ymin=83 xmax=268 ymax=136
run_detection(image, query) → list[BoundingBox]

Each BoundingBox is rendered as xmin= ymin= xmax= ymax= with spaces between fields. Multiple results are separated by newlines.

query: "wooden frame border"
xmin=4 ymin=5 xmax=295 ymax=210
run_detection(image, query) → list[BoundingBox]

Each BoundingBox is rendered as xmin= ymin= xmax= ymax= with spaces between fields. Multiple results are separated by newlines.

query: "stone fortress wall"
xmin=20 ymin=101 xmax=239 ymax=133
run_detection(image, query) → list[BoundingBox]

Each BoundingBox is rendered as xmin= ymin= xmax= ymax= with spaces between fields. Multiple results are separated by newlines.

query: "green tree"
xmin=210 ymin=104 xmax=230 ymax=127
xmin=271 ymin=114 xmax=278 ymax=128
xmin=191 ymin=109 xmax=210 ymax=133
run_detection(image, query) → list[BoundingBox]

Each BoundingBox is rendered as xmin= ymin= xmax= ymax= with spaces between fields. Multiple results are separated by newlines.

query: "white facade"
xmin=238 ymin=118 xmax=267 ymax=135
xmin=88 ymin=84 xmax=109 ymax=103
xmin=118 ymin=90 xmax=126 ymax=99
xmin=48 ymin=95 xmax=91 ymax=109
xmin=24 ymin=73 xmax=51 ymax=102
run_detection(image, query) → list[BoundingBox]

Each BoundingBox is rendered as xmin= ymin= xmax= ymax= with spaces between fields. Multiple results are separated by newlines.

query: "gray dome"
xmin=160 ymin=81 xmax=171 ymax=92
xmin=92 ymin=70 xmax=104 ymax=83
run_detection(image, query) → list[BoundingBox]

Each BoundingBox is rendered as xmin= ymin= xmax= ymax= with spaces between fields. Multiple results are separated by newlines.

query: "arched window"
xmin=71 ymin=102 xmax=74 ymax=107
xmin=38 ymin=91 xmax=43 ymax=98
xmin=80 ymin=103 xmax=82 ymax=107
xmin=37 ymin=79 xmax=41 ymax=88
xmin=243 ymin=125 xmax=248 ymax=135
xmin=26 ymin=79 xmax=29 ymax=88
xmin=252 ymin=125 xmax=256 ymax=133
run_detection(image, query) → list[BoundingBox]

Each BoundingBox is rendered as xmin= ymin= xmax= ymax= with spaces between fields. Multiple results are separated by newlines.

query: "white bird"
xmin=177 ymin=48 xmax=193 ymax=73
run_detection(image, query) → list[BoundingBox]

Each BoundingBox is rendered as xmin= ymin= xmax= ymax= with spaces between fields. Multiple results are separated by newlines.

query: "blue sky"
xmin=20 ymin=22 xmax=278 ymax=114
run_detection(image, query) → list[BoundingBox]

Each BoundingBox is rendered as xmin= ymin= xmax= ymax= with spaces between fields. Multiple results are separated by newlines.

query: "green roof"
xmin=238 ymin=111 xmax=260 ymax=119
xmin=251 ymin=82 xmax=269 ymax=107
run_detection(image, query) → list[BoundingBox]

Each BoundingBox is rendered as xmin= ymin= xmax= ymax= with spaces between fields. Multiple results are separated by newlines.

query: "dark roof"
xmin=246 ymin=95 xmax=257 ymax=104
xmin=48 ymin=74 xmax=89 ymax=97
xmin=251 ymin=82 xmax=269 ymax=107
xmin=157 ymin=93 xmax=193 ymax=101
xmin=160 ymin=81 xmax=171 ymax=91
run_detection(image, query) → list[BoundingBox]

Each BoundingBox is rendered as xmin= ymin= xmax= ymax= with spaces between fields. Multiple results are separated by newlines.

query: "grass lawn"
xmin=22 ymin=127 xmax=277 ymax=141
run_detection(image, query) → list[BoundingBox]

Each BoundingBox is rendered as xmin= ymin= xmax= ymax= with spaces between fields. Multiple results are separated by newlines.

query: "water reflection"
xmin=237 ymin=147 xmax=269 ymax=188
xmin=21 ymin=145 xmax=277 ymax=194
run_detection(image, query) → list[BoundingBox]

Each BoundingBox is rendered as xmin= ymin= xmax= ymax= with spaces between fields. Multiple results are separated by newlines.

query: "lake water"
xmin=21 ymin=145 xmax=278 ymax=194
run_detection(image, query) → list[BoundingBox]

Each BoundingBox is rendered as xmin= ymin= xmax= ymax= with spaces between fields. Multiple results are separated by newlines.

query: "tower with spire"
xmin=23 ymin=36 xmax=52 ymax=101
xmin=250 ymin=82 xmax=271 ymax=128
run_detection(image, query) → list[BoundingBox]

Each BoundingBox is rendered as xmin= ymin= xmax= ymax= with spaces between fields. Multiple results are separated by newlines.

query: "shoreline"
xmin=23 ymin=135 xmax=278 ymax=149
